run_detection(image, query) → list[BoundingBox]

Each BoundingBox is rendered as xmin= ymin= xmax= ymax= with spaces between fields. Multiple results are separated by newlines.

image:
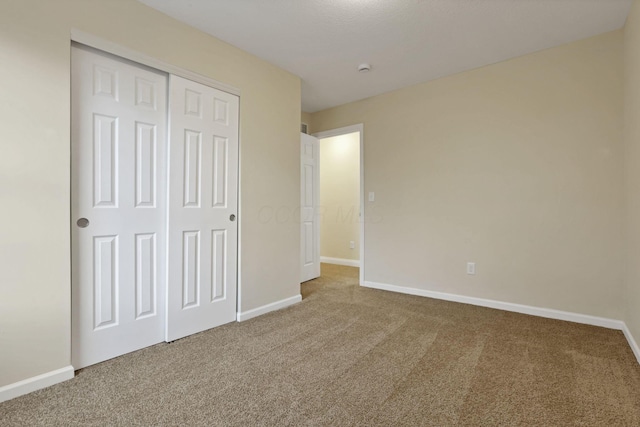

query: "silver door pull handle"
xmin=230 ymin=214 xmax=236 ymax=222
xmin=77 ymin=218 xmax=90 ymax=228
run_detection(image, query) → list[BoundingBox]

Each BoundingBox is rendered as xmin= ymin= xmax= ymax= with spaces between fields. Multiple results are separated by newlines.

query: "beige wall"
xmin=312 ymin=31 xmax=624 ymax=319
xmin=624 ymin=1 xmax=640 ymax=350
xmin=0 ymin=0 xmax=300 ymax=388
xmin=320 ymin=133 xmax=360 ymax=261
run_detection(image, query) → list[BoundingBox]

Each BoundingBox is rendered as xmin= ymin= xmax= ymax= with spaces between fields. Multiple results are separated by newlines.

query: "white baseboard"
xmin=362 ymin=281 xmax=640 ymax=365
xmin=320 ymin=257 xmax=360 ymax=267
xmin=0 ymin=366 xmax=74 ymax=403
xmin=237 ymin=294 xmax=302 ymax=322
xmin=363 ymin=281 xmax=626 ymax=330
xmin=363 ymin=280 xmax=640 ymax=365
xmin=622 ymin=324 xmax=640 ymax=365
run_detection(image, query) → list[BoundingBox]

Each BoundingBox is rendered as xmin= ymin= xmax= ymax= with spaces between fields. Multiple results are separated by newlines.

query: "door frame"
xmin=313 ymin=124 xmax=365 ymax=285
xmin=69 ymin=30 xmax=243 ymax=331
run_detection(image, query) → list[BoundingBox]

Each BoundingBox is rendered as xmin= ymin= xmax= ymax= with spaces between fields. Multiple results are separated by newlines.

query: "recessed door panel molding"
xmin=304 ymin=141 xmax=313 ymax=157
xmin=213 ymin=98 xmax=229 ymax=125
xmin=303 ymin=164 xmax=313 ymax=207
xmin=183 ymin=130 xmax=202 ymax=208
xmin=182 ymin=231 xmax=201 ymax=309
xmin=135 ymin=77 xmax=157 ymax=110
xmin=303 ymin=222 xmax=313 ymax=265
xmin=93 ymin=114 xmax=118 ymax=207
xmin=211 ymin=229 xmax=227 ymax=302
xmin=300 ymin=133 xmax=320 ymax=282
xmin=185 ymin=89 xmax=202 ymax=118
xmin=212 ymin=136 xmax=228 ymax=208
xmin=167 ymin=74 xmax=239 ymax=342
xmin=135 ymin=233 xmax=157 ymax=319
xmin=93 ymin=235 xmax=118 ymax=329
xmin=135 ymin=122 xmax=157 ymax=207
xmin=72 ymin=44 xmax=168 ymax=369
xmin=93 ymin=65 xmax=118 ymax=100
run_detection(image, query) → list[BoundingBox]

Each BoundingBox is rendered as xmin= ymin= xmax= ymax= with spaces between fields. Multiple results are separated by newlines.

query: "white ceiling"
xmin=138 ymin=0 xmax=632 ymax=113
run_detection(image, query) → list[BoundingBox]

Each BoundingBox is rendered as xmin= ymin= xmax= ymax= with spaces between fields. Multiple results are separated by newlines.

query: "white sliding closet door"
xmin=72 ymin=46 xmax=240 ymax=367
xmin=71 ymin=45 xmax=168 ymax=368
xmin=166 ymin=75 xmax=239 ymax=342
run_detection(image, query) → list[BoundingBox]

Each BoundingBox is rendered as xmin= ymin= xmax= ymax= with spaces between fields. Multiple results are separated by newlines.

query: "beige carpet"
xmin=2 ymin=263 xmax=639 ymax=426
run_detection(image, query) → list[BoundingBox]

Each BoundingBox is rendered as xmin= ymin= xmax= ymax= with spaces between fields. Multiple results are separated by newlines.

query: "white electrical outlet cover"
xmin=466 ymin=262 xmax=476 ymax=275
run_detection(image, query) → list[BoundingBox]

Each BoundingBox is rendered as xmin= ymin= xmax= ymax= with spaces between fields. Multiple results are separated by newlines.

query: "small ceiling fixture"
xmin=358 ymin=63 xmax=371 ymax=73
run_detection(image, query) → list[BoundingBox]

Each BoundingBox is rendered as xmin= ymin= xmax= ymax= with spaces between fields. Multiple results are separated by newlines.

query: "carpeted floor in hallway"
xmin=2 ymin=263 xmax=640 ymax=426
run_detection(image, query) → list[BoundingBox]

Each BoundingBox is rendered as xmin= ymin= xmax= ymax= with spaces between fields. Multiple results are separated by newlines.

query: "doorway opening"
xmin=314 ymin=125 xmax=364 ymax=285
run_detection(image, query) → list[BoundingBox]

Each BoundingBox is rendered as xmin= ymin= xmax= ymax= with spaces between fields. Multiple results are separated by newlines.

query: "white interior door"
xmin=301 ymin=133 xmax=320 ymax=282
xmin=71 ymin=45 xmax=168 ymax=368
xmin=166 ymin=75 xmax=239 ymax=342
